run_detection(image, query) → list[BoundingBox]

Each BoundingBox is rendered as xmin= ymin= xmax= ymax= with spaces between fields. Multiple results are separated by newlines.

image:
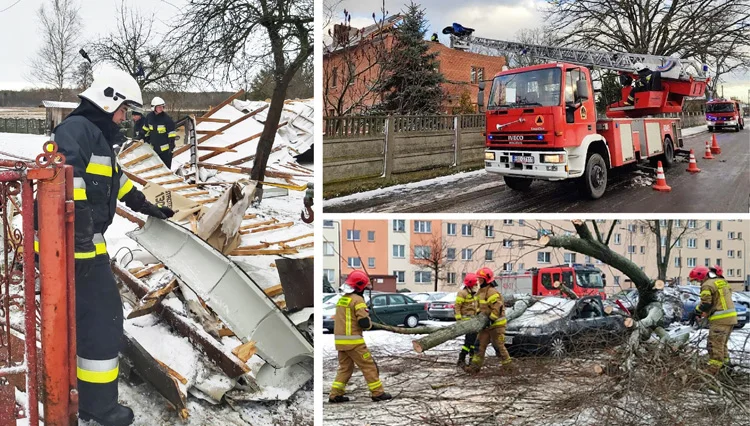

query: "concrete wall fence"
xmin=0 ymin=118 xmax=46 ymax=135
xmin=323 ymin=112 xmax=709 ymax=185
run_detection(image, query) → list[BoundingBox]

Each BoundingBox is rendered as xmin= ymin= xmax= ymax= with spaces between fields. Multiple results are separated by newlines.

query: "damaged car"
xmin=504 ymin=296 xmax=628 ymax=358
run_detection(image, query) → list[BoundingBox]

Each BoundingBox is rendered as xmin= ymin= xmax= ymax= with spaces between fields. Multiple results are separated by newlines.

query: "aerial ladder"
xmin=442 ymin=24 xmax=710 ymax=198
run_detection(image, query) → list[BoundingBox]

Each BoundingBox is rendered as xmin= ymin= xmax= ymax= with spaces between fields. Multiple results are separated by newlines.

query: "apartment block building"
xmin=323 ymin=219 xmax=749 ymax=293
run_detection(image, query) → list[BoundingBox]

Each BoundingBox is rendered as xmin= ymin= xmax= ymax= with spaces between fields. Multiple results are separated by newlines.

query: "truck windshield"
xmin=488 ymin=68 xmax=562 ymax=109
xmin=576 ymin=271 xmax=604 ymax=288
xmin=706 ymin=103 xmax=735 ymax=113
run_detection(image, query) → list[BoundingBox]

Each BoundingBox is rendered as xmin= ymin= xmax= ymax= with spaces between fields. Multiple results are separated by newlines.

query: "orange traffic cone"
xmin=686 ymin=149 xmax=701 ymax=173
xmin=703 ymin=141 xmax=714 ymax=159
xmin=653 ymin=161 xmax=671 ymax=192
xmin=710 ymin=134 xmax=721 ymax=155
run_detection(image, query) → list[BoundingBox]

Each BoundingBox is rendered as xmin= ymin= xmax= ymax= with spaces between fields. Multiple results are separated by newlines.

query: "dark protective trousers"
xmin=157 ymin=150 xmax=173 ymax=169
xmin=76 ymin=257 xmax=124 ymax=415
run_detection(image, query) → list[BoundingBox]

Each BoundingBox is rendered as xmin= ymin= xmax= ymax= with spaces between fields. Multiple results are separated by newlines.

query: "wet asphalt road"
xmin=324 ymin=127 xmax=750 ymax=213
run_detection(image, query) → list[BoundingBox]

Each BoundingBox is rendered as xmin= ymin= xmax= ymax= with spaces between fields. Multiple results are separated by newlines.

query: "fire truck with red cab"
xmin=705 ymin=98 xmax=744 ymax=132
xmin=447 ymin=25 xmax=710 ymax=199
xmin=496 ymin=264 xmax=607 ymax=299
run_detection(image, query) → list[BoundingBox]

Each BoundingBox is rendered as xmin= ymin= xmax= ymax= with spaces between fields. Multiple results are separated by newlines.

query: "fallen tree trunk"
xmin=412 ymin=297 xmax=535 ymax=353
xmin=371 ymin=323 xmax=443 ymax=334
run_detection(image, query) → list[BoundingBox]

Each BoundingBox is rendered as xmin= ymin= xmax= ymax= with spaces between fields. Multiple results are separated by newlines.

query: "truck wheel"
xmin=579 ymin=152 xmax=607 ymax=199
xmin=660 ymin=137 xmax=675 ymax=168
xmin=503 ymin=176 xmax=533 ymax=191
xmin=736 ymin=124 xmax=741 ymax=132
xmin=404 ymin=315 xmax=419 ymax=328
xmin=708 ymin=126 xmax=714 ymax=132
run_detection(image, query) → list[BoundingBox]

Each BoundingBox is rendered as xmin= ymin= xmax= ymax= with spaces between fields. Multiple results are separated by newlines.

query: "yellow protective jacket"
xmin=334 ymin=293 xmax=371 ymax=350
xmin=697 ymin=278 xmax=737 ymax=326
xmin=454 ymin=288 xmax=478 ymax=320
xmin=477 ymin=285 xmax=506 ymax=328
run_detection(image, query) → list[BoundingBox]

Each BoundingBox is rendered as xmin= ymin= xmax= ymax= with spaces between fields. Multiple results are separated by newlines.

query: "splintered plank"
xmin=119 ymin=141 xmax=144 ymax=158
xmin=231 ymin=341 xmax=257 ymax=363
xmin=197 ymin=146 xmax=237 ymax=153
xmin=123 ymin=153 xmax=152 ymax=168
xmin=227 ymin=145 xmax=283 ymax=166
xmin=190 ymin=215 xmax=198 ymax=234
xmin=155 ymin=359 xmax=188 ymax=385
xmin=243 ymin=214 xmax=257 ymax=220
xmin=134 ymin=263 xmax=165 ymax=279
xmin=198 ymin=163 xmax=247 ymax=175
xmin=234 ymin=233 xmax=314 ymax=251
xmin=196 ymin=197 xmax=220 ymax=205
xmin=230 ymin=248 xmax=299 ymax=256
xmin=116 ymin=207 xmax=146 ymax=227
xmin=276 ymin=300 xmax=287 ymax=310
xmin=287 ymin=241 xmax=314 ymax=250
xmin=124 ymin=170 xmax=147 ymax=185
xmin=195 ymin=117 xmax=231 ymax=124
xmin=239 ymin=219 xmax=278 ymax=231
xmin=243 ymin=222 xmax=294 ymax=235
xmin=184 ymin=191 xmax=210 ymax=197
xmin=201 ymin=89 xmax=245 ymax=119
xmin=133 ymin=164 xmax=163 ymax=175
xmin=198 ymin=121 xmax=287 ymax=162
xmin=196 ymin=130 xmax=223 ymax=135
xmin=144 ymin=171 xmax=174 ymax=179
xmin=158 ymin=178 xmax=184 ymax=185
xmin=263 ymin=284 xmax=284 ymax=298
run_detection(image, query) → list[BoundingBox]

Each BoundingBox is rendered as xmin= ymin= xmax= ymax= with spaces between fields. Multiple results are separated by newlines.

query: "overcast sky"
xmin=326 ymin=0 xmax=750 ymax=102
xmin=0 ymin=0 xmax=187 ymax=90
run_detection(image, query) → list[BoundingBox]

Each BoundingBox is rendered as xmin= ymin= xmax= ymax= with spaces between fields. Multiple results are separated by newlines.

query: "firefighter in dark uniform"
xmin=131 ymin=110 xmax=146 ymax=141
xmin=38 ymin=67 xmax=174 ymax=426
xmin=689 ymin=265 xmax=737 ymax=374
xmin=454 ymin=272 xmax=479 ymax=366
xmin=143 ymin=96 xmax=177 ymax=168
xmin=329 ymin=270 xmax=393 ymax=403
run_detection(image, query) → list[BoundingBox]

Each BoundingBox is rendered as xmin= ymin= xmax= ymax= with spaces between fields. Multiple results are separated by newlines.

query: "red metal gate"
xmin=0 ymin=141 xmax=77 ymax=425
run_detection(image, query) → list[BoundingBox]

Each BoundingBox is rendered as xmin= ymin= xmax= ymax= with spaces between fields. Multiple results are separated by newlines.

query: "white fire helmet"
xmin=151 ymin=96 xmax=166 ymax=111
xmin=79 ymin=65 xmax=143 ymax=113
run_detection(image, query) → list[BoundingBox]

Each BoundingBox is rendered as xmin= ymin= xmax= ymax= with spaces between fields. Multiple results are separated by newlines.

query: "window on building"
xmin=614 ymin=276 xmax=620 ymax=285
xmin=538 ymin=252 xmax=551 ymax=263
xmin=461 ymin=248 xmax=473 ymax=260
xmin=627 ymin=224 xmax=636 ymax=232
xmin=704 ymin=258 xmax=711 ymax=267
xmin=485 ymin=250 xmax=493 ymax=261
xmin=717 ymin=221 xmax=722 ymax=231
xmin=728 ymin=269 xmax=734 ymax=277
xmin=519 ymin=219 xmax=525 ymax=225
xmin=415 ymin=271 xmax=432 ymax=283
xmin=414 ymin=245 xmax=431 ymax=259
xmin=674 ymin=257 xmax=681 ymax=267
xmin=640 ymin=246 xmax=645 ymax=254
xmin=687 ymin=258 xmax=696 ymax=267
xmin=485 ymin=225 xmax=494 ymax=237
xmin=393 ymin=220 xmax=405 ymax=233
xmin=628 ymin=245 xmax=636 ymax=254
xmin=323 ymin=220 xmax=334 ymax=228
xmin=518 ymin=263 xmax=525 ymax=271
xmin=348 ymin=257 xmax=361 ymax=268
xmin=728 ymin=231 xmax=736 ymax=240
xmin=324 ymin=242 xmax=335 ymax=256
xmin=471 ymin=66 xmax=485 ymax=83
xmin=503 ymin=262 xmax=513 ymax=271
xmin=324 ymin=269 xmax=335 ymax=284
xmin=447 ymin=272 xmax=456 ymax=285
xmin=478 ymin=67 xmax=484 ymax=82
xmin=687 ymin=220 xmax=696 ymax=228
xmin=738 ymin=250 xmax=743 ymax=259
xmin=346 ymin=230 xmax=360 ymax=241
xmin=368 ymin=231 xmax=375 ymax=242
xmin=660 ymin=236 xmax=667 ymax=246
xmin=394 ymin=271 xmax=405 ymax=283
xmin=687 ymin=238 xmax=696 ymax=248
xmin=462 ymin=224 xmax=472 ymax=236
xmin=614 ymin=234 xmax=622 ymax=245
xmin=717 ymin=240 xmax=722 ymax=250
xmin=659 ymin=219 xmax=667 ymax=227
xmin=675 ymin=238 xmax=682 ymax=248
xmin=716 ymin=258 xmax=722 ymax=267
xmin=447 ymin=223 xmax=456 ymax=235
xmin=517 ymin=240 xmax=525 ymax=249
xmin=447 ymin=248 xmax=456 ymax=260
xmin=705 ymin=221 xmax=711 ymax=230
xmin=728 ymin=250 xmax=735 ymax=258
xmin=414 ymin=221 xmax=431 ymax=233
xmin=503 ymin=219 xmax=513 ymax=225
xmin=564 ymin=253 xmax=576 ymax=263
xmin=368 ymin=257 xmax=376 ymax=268
xmin=675 ymin=220 xmax=682 ymax=227
xmin=584 ymin=255 xmax=591 ymax=263
xmin=705 ymin=239 xmax=711 ymax=249
xmin=640 ymin=225 xmax=646 ymax=233
xmin=739 ymin=232 xmax=743 ymax=240
xmin=332 ymin=67 xmax=339 ymax=87
xmin=393 ymin=245 xmax=405 ymax=258
xmin=503 ymin=239 xmax=513 ymax=248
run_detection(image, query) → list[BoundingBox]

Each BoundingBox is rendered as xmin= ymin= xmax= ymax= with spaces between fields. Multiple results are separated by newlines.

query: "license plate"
xmin=504 ymin=335 xmax=513 ymax=345
xmin=512 ymin=155 xmax=534 ymax=164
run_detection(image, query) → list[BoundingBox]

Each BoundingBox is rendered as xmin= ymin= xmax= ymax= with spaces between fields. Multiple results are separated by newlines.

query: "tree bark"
xmin=371 ymin=323 xmax=442 ymax=335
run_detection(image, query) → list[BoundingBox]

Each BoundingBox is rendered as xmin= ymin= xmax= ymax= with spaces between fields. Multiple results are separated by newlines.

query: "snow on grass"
xmin=0 ymin=133 xmax=48 ymax=161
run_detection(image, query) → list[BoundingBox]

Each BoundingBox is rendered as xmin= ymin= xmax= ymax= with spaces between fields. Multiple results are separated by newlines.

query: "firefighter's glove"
xmin=139 ymin=202 xmax=175 ymax=220
xmin=688 ymin=311 xmax=698 ymax=326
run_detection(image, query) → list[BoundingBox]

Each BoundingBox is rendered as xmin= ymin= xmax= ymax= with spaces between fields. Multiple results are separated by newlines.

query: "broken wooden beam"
xmin=157 ymin=177 xmax=184 ymax=185
xmin=112 ymin=264 xmax=251 ymax=378
xmin=198 ymin=121 xmax=287 ymax=162
xmin=123 ymin=170 xmax=147 ymax=186
xmin=195 ymin=117 xmax=230 ymax=124
xmin=239 ymin=219 xmax=278 ymax=231
xmin=244 ymin=222 xmax=294 ymax=234
xmin=123 ymin=153 xmax=152 ymax=168
xmin=132 ymin=164 xmax=163 ymax=175
xmin=134 ymin=263 xmax=165 ymax=279
xmin=263 ymin=284 xmax=284 ymax=298
xmin=200 ymin=89 xmax=246 ymax=119
xmin=287 ymin=241 xmax=314 ymax=251
xmin=116 ymin=207 xmax=146 ymax=227
xmin=183 ymin=191 xmax=210 ymax=198
xmin=143 ymin=171 xmax=173 ymax=179
xmin=196 ymin=146 xmax=237 ymax=153
xmin=231 ymin=341 xmax=257 ymax=363
xmin=226 ymin=146 xmax=283 ymax=166
xmin=195 ymin=197 xmax=220 ymax=205
xmin=229 ymin=248 xmax=299 ymax=256
xmin=154 ymin=359 xmax=188 ymax=385
xmin=119 ymin=141 xmax=144 ymax=158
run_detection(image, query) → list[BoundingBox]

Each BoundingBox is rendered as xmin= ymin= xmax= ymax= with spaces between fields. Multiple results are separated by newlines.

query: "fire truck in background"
xmin=445 ymin=24 xmax=710 ymax=199
xmin=705 ymin=98 xmax=745 ymax=132
xmin=496 ymin=264 xmax=608 ymax=299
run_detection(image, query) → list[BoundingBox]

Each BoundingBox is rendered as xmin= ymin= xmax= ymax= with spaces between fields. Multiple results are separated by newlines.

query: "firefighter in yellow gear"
xmin=329 ymin=270 xmax=393 ymax=403
xmin=455 ymin=273 xmax=479 ymax=366
xmin=468 ymin=267 xmax=512 ymax=372
xmin=689 ymin=265 xmax=737 ymax=374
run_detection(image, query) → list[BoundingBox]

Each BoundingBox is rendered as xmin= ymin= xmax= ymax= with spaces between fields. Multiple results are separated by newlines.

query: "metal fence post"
xmin=384 ymin=115 xmax=394 ymax=179
xmin=454 ymin=115 xmax=462 ymax=168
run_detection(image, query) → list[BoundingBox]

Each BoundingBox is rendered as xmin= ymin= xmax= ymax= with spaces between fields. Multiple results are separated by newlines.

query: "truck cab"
xmin=533 ymin=264 xmax=607 ymax=299
xmin=706 ymin=99 xmax=744 ymax=132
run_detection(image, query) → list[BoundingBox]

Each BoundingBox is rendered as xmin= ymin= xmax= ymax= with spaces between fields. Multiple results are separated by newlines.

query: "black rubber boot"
xmin=328 ymin=395 xmax=351 ymax=403
xmin=372 ymin=392 xmax=393 ymax=402
xmin=457 ymin=352 xmax=467 ymax=366
xmin=79 ymin=403 xmax=134 ymax=426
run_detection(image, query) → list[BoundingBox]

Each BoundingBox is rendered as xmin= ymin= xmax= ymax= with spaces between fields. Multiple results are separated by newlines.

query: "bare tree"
xmin=509 ymin=27 xmax=560 ymax=68
xmin=412 ymin=232 xmax=449 ymax=292
xmin=176 ymin=0 xmax=313 ymax=192
xmin=29 ymin=0 xmax=82 ymax=101
xmin=543 ymin=0 xmax=750 ymax=99
xmin=640 ymin=220 xmax=703 ymax=283
xmin=91 ymin=1 xmax=201 ymax=91
xmin=323 ymin=6 xmax=392 ymax=116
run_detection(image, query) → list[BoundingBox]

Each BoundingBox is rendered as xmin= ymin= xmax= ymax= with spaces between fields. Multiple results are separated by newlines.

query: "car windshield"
xmin=410 ymin=294 xmax=430 ymax=302
xmin=437 ymin=292 xmax=458 ymax=302
xmin=488 ymin=67 xmax=562 ymax=109
xmin=706 ymin=103 xmax=735 ymax=113
xmin=576 ymin=271 xmax=604 ymax=288
xmin=429 ymin=292 xmax=448 ymax=301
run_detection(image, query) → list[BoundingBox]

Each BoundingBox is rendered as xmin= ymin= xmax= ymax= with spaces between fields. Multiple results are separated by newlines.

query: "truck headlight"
xmin=485 ymin=152 xmax=496 ymax=161
xmin=541 ymin=154 xmax=564 ymax=163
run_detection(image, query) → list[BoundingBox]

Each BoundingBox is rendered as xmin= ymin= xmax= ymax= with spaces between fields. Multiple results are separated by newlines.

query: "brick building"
xmin=323 ymin=16 xmax=506 ymax=116
xmin=323 ymin=219 xmax=749 ymax=294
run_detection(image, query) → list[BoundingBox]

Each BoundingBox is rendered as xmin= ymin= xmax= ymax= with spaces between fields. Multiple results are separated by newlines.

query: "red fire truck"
xmin=705 ymin=98 xmax=744 ymax=132
xmin=449 ymin=28 xmax=709 ymax=199
xmin=496 ymin=264 xmax=607 ymax=299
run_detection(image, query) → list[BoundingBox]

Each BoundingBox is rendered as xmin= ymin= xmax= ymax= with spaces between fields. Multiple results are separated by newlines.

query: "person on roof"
xmin=329 ymin=270 xmax=393 ymax=403
xmin=142 ymin=96 xmax=177 ymax=168
xmin=36 ymin=66 xmax=174 ymax=426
